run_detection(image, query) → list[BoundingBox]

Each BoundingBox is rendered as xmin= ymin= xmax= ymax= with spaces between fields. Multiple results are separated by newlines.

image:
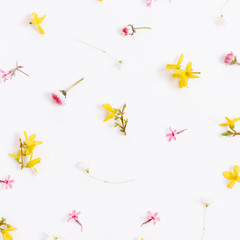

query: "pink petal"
xmin=173 ymin=136 xmax=176 ymax=141
xmin=155 ymin=217 xmax=160 ymax=221
xmin=153 ymin=220 xmax=156 ymax=225
xmin=153 ymin=212 xmax=158 ymax=217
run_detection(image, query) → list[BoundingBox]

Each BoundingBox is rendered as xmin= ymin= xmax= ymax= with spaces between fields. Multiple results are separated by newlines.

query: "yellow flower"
xmin=1 ymin=226 xmax=17 ymax=240
xmin=23 ymin=131 xmax=43 ymax=156
xmin=219 ymin=117 xmax=240 ymax=129
xmin=166 ymin=54 xmax=184 ymax=70
xmin=29 ymin=12 xmax=46 ymax=34
xmin=9 ymin=150 xmax=21 ymax=162
xmin=26 ymin=154 xmax=41 ymax=173
xmin=223 ymin=165 xmax=240 ymax=189
xmin=103 ymin=104 xmax=116 ymax=121
xmin=172 ymin=62 xmax=200 ymax=88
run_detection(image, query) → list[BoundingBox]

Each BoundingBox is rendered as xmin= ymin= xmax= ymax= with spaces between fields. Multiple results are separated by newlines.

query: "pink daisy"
xmin=2 ymin=175 xmax=14 ymax=190
xmin=224 ymin=52 xmax=235 ymax=64
xmin=122 ymin=26 xmax=133 ymax=36
xmin=51 ymin=91 xmax=66 ymax=106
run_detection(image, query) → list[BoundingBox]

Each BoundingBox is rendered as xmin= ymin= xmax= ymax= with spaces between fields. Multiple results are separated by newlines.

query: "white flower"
xmin=201 ymin=197 xmax=214 ymax=207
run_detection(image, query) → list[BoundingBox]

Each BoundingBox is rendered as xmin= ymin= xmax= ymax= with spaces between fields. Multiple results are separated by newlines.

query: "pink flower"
xmin=0 ymin=70 xmax=10 ymax=82
xmin=67 ymin=210 xmax=81 ymax=222
xmin=166 ymin=127 xmax=177 ymax=142
xmin=122 ymin=26 xmax=133 ymax=36
xmin=1 ymin=175 xmax=14 ymax=190
xmin=51 ymin=91 xmax=66 ymax=106
xmin=224 ymin=52 xmax=235 ymax=64
xmin=146 ymin=211 xmax=160 ymax=225
xmin=146 ymin=0 xmax=152 ymax=6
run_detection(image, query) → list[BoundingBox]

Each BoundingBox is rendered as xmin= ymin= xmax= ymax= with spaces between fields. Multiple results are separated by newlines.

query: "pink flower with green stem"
xmin=166 ymin=127 xmax=187 ymax=142
xmin=122 ymin=24 xmax=151 ymax=36
xmin=224 ymin=52 xmax=240 ymax=65
xmin=141 ymin=211 xmax=160 ymax=227
xmin=0 ymin=62 xmax=29 ymax=82
xmin=51 ymin=78 xmax=84 ymax=106
xmin=0 ymin=175 xmax=14 ymax=190
xmin=67 ymin=210 xmax=83 ymax=231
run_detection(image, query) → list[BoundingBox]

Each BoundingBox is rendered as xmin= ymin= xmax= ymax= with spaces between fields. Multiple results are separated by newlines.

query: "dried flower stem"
xmin=75 ymin=219 xmax=83 ymax=232
xmin=140 ymin=219 xmax=151 ymax=227
xmin=86 ymin=171 xmax=134 ymax=184
xmin=76 ymin=39 xmax=122 ymax=63
xmin=177 ymin=129 xmax=187 ymax=134
xmin=16 ymin=68 xmax=30 ymax=77
xmin=201 ymin=206 xmax=207 ymax=240
xmin=65 ymin=78 xmax=84 ymax=92
xmin=114 ymin=104 xmax=128 ymax=135
xmin=220 ymin=0 xmax=230 ymax=18
xmin=134 ymin=27 xmax=152 ymax=30
xmin=19 ymin=138 xmax=24 ymax=169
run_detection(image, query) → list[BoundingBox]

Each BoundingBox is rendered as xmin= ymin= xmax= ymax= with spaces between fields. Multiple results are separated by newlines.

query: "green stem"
xmin=65 ymin=78 xmax=84 ymax=92
xmin=134 ymin=27 xmax=151 ymax=30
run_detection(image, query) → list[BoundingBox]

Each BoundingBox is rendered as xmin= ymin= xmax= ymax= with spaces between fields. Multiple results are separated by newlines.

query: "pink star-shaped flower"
xmin=166 ymin=127 xmax=177 ymax=142
xmin=146 ymin=211 xmax=160 ymax=225
xmin=2 ymin=175 xmax=14 ymax=190
xmin=67 ymin=210 xmax=81 ymax=222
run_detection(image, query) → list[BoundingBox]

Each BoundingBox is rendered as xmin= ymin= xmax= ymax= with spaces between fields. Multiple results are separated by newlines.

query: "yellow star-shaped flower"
xmin=223 ymin=165 xmax=240 ymax=189
xmin=29 ymin=12 xmax=46 ymax=34
xmin=166 ymin=54 xmax=184 ymax=70
xmin=219 ymin=117 xmax=240 ymax=129
xmin=103 ymin=104 xmax=116 ymax=121
xmin=172 ymin=61 xmax=200 ymax=88
xmin=23 ymin=131 xmax=43 ymax=156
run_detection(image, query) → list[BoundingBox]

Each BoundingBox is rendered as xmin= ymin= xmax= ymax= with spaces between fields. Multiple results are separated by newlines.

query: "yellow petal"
xmin=104 ymin=112 xmax=115 ymax=121
xmin=23 ymin=131 xmax=28 ymax=141
xmin=173 ymin=69 xmax=186 ymax=75
xmin=177 ymin=54 xmax=184 ymax=66
xmin=223 ymin=171 xmax=235 ymax=180
xmin=236 ymin=176 xmax=240 ymax=182
xmin=6 ymin=227 xmax=17 ymax=232
xmin=32 ymin=12 xmax=38 ymax=20
xmin=227 ymin=180 xmax=236 ymax=189
xmin=166 ymin=64 xmax=177 ymax=70
xmin=35 ymin=141 xmax=43 ymax=145
xmin=26 ymin=158 xmax=41 ymax=168
xmin=38 ymin=24 xmax=45 ymax=34
xmin=37 ymin=15 xmax=46 ymax=24
xmin=179 ymin=79 xmax=188 ymax=88
xmin=27 ymin=134 xmax=36 ymax=145
xmin=103 ymin=103 xmax=114 ymax=113
xmin=233 ymin=117 xmax=240 ymax=123
xmin=233 ymin=165 xmax=240 ymax=176
xmin=30 ymin=19 xmax=38 ymax=25
xmin=219 ymin=123 xmax=229 ymax=127
xmin=186 ymin=62 xmax=192 ymax=73
xmin=188 ymin=73 xmax=200 ymax=79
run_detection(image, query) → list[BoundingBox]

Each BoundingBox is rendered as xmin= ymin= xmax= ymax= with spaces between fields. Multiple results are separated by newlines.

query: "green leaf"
xmin=221 ymin=131 xmax=233 ymax=136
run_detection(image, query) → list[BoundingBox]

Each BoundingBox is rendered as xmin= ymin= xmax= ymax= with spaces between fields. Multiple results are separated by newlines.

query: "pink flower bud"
xmin=224 ymin=52 xmax=235 ymax=64
xmin=122 ymin=26 xmax=133 ymax=36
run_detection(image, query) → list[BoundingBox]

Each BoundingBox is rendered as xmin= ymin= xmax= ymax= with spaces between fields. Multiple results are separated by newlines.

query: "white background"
xmin=0 ymin=0 xmax=240 ymax=239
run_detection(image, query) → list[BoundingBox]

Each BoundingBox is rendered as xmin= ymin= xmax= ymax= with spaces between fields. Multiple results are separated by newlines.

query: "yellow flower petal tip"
xmin=29 ymin=12 xmax=46 ymax=34
xmin=103 ymin=103 xmax=116 ymax=121
xmin=223 ymin=165 xmax=240 ymax=189
xmin=219 ymin=117 xmax=240 ymax=129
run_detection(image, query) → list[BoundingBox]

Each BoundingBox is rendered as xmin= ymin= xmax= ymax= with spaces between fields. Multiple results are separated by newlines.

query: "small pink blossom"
xmin=122 ymin=26 xmax=133 ymax=36
xmin=166 ymin=127 xmax=177 ymax=142
xmin=224 ymin=52 xmax=235 ymax=64
xmin=141 ymin=211 xmax=160 ymax=227
xmin=1 ymin=175 xmax=14 ymax=190
xmin=67 ymin=210 xmax=83 ymax=231
xmin=146 ymin=0 xmax=152 ymax=6
xmin=146 ymin=211 xmax=160 ymax=225
xmin=67 ymin=210 xmax=80 ymax=222
xmin=0 ymin=70 xmax=10 ymax=82
xmin=51 ymin=91 xmax=66 ymax=106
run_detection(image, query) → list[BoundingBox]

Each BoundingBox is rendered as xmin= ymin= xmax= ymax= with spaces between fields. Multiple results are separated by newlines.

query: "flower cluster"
xmin=103 ymin=103 xmax=128 ymax=135
xmin=166 ymin=54 xmax=200 ymax=88
xmin=9 ymin=131 xmax=43 ymax=173
xmin=29 ymin=12 xmax=46 ymax=34
xmin=219 ymin=117 xmax=240 ymax=137
xmin=0 ymin=218 xmax=17 ymax=240
xmin=122 ymin=24 xmax=151 ymax=36
xmin=0 ymin=175 xmax=14 ymax=190
xmin=0 ymin=63 xmax=29 ymax=83
xmin=223 ymin=165 xmax=240 ymax=189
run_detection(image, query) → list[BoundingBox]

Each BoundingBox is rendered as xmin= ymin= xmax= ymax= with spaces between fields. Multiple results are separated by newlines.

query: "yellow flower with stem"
xmin=8 ymin=150 xmax=21 ymax=163
xmin=172 ymin=62 xmax=200 ymax=88
xmin=103 ymin=103 xmax=128 ymax=135
xmin=223 ymin=165 xmax=240 ymax=189
xmin=166 ymin=54 xmax=184 ymax=70
xmin=219 ymin=117 xmax=240 ymax=129
xmin=103 ymin=104 xmax=116 ymax=121
xmin=29 ymin=12 xmax=46 ymax=34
